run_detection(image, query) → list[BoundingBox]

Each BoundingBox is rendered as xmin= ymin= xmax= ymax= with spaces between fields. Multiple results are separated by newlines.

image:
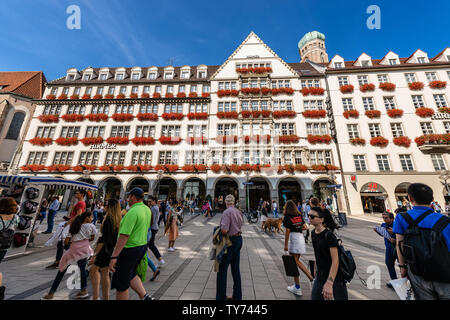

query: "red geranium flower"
xmin=415 ymin=107 xmax=434 ymax=118
xmin=46 ymin=94 xmax=56 ymax=100
xmin=340 ymin=85 xmax=354 ymax=93
xmin=141 ymin=93 xmax=150 ymax=98
xmin=137 ymin=113 xmax=158 ymax=121
xmin=343 ymin=110 xmax=359 ymax=119
xmin=161 ymin=113 xmax=184 ymax=120
xmin=176 ymin=92 xmax=186 ymax=98
xmin=379 ymin=82 xmax=396 ymax=91
xmin=393 ymin=136 xmax=411 ymax=148
xmin=365 ymin=110 xmax=381 ymax=118
xmin=111 ymin=113 xmax=134 ymax=121
xmin=303 ymin=110 xmax=326 ymax=118
xmin=116 ymin=94 xmax=126 ymax=99
xmin=370 ymin=136 xmax=389 ymax=147
xmin=359 ymin=83 xmax=375 ymax=92
xmin=93 ymin=94 xmax=102 ymax=100
xmin=131 ymin=137 xmax=155 ymax=145
xmin=216 ymin=111 xmax=238 ymax=119
xmin=82 ymin=94 xmax=91 ymax=100
xmin=408 ymin=82 xmax=424 ymax=90
xmin=307 ymin=135 xmax=332 ymax=144
xmin=152 ymin=93 xmax=161 ymax=98
xmin=29 ymin=137 xmax=53 ymax=146
xmin=70 ymin=94 xmax=79 ymax=100
xmin=387 ymin=109 xmax=403 ymax=118
xmin=38 ymin=115 xmax=59 ymax=123
xmin=349 ymin=138 xmax=366 ymax=145
xmin=58 ymin=94 xmax=67 ymax=100
xmin=309 ymin=87 xmax=325 ymax=95
xmin=429 ymin=81 xmax=447 ymax=89
xmin=189 ymin=92 xmax=198 ymax=98
xmin=159 ymin=136 xmax=182 ymax=145
xmin=201 ymin=92 xmax=210 ymax=98
xmin=80 ymin=137 xmax=103 ymax=145
xmin=106 ymin=136 xmax=129 ymax=145
xmin=215 ymin=136 xmax=238 ymax=144
xmin=273 ymin=110 xmax=296 ymax=119
xmin=187 ymin=112 xmax=208 ymax=120
xmin=61 ymin=114 xmax=85 ymax=122
xmin=55 ymin=137 xmax=78 ymax=146
xmin=104 ymin=94 xmax=114 ymax=99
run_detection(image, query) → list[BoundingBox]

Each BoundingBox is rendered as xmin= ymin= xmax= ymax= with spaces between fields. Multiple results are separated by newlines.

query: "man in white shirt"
xmin=43 ymin=196 xmax=60 ymax=234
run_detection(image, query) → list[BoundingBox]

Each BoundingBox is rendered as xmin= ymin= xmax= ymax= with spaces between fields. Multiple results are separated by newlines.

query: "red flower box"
xmin=152 ymin=93 xmax=161 ymax=99
xmin=295 ymin=164 xmax=308 ymax=172
xmin=349 ymin=138 xmax=366 ymax=145
xmin=278 ymin=135 xmax=300 ymax=144
xmin=240 ymin=88 xmax=261 ymax=95
xmin=236 ymin=67 xmax=272 ymax=74
xmin=104 ymin=94 xmax=114 ymax=99
xmin=99 ymin=165 xmax=112 ymax=172
xmin=301 ymin=87 xmax=310 ymax=96
xmin=129 ymin=93 xmax=138 ymax=99
xmin=215 ymin=136 xmax=238 ymax=144
xmin=113 ymin=165 xmax=124 ymax=172
xmin=106 ymin=137 xmax=129 ymax=145
xmin=137 ymin=113 xmax=158 ymax=121
xmin=187 ymin=112 xmax=208 ymax=120
xmin=116 ymin=94 xmax=126 ymax=99
xmin=217 ymin=111 xmax=238 ymax=119
xmin=251 ymin=110 xmax=262 ymax=118
xmin=343 ymin=110 xmax=359 ymax=119
xmin=61 ymin=114 xmax=85 ymax=122
xmin=38 ymin=115 xmax=59 ymax=123
xmin=189 ymin=92 xmax=198 ymax=98
xmin=165 ymin=93 xmax=174 ymax=98
xmin=188 ymin=137 xmax=207 ymax=145
xmin=111 ymin=113 xmax=134 ymax=121
xmin=370 ymin=136 xmax=389 ymax=147
xmin=154 ymin=164 xmax=179 ymax=173
xmin=70 ymin=94 xmax=79 ymax=100
xmin=161 ymin=113 xmax=184 ymax=120
xmin=201 ymin=92 xmax=210 ymax=98
xmin=273 ymin=110 xmax=296 ymax=119
xmin=365 ymin=110 xmax=381 ymax=118
xmin=393 ymin=136 xmax=411 ymax=148
xmin=261 ymin=88 xmax=271 ymax=95
xmin=429 ymin=81 xmax=447 ymax=89
xmin=379 ymin=82 xmax=396 ymax=91
xmin=72 ymin=165 xmax=97 ymax=172
xmin=326 ymin=165 xmax=339 ymax=171
xmin=80 ymin=137 xmax=103 ymax=145
xmin=309 ymin=87 xmax=325 ymax=95
xmin=439 ymin=107 xmax=450 ymax=114
xmin=47 ymin=165 xmax=71 ymax=172
xmin=271 ymin=88 xmax=294 ymax=95
xmin=415 ymin=134 xmax=450 ymax=146
xmin=217 ymin=90 xmax=239 ymax=97
xmin=82 ymin=94 xmax=91 ymax=100
xmin=408 ymin=82 xmax=424 ymax=90
xmin=340 ymin=85 xmax=354 ymax=93
xmin=240 ymin=111 xmax=251 ymax=118
xmin=159 ymin=136 xmax=181 ymax=145
xmin=29 ymin=137 xmax=52 ymax=146
xmin=415 ymin=107 xmax=434 ymax=117
xmin=58 ymin=94 xmax=68 ymax=100
xmin=55 ymin=137 xmax=78 ymax=146
xmin=307 ymin=135 xmax=332 ymax=144
xmin=359 ymin=83 xmax=375 ymax=92
xmin=210 ymin=164 xmax=222 ymax=173
xmin=85 ymin=113 xmax=108 ymax=122
xmin=261 ymin=110 xmax=272 ymax=118
xmin=46 ymin=94 xmax=56 ymax=100
xmin=141 ymin=93 xmax=150 ymax=98
xmin=311 ymin=165 xmax=327 ymax=171
xmin=303 ymin=110 xmax=326 ymax=118
xmin=131 ymin=137 xmax=155 ymax=145
xmin=93 ymin=94 xmax=102 ymax=100
xmin=182 ymin=165 xmax=195 ymax=172
xmin=387 ymin=109 xmax=404 ymax=118
xmin=176 ymin=92 xmax=186 ymax=98
xmin=126 ymin=164 xmax=152 ymax=172
xmin=20 ymin=164 xmax=45 ymax=172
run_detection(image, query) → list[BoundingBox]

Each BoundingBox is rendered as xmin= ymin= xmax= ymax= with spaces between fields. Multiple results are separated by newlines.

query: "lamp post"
xmin=156 ymin=169 xmax=164 ymax=200
xmin=245 ymin=170 xmax=251 ymax=213
xmin=439 ymin=171 xmax=450 ymax=197
xmin=329 ymin=170 xmax=340 ymax=213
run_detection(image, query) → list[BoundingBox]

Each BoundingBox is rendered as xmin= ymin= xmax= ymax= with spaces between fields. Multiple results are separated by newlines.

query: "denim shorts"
xmin=111 ymin=245 xmax=147 ymax=292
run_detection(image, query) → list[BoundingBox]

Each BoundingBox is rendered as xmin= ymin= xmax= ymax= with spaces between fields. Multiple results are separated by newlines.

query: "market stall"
xmin=0 ymin=175 xmax=97 ymax=259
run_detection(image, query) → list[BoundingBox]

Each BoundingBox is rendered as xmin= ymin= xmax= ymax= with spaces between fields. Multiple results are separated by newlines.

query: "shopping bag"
xmin=390 ymin=278 xmax=415 ymax=300
xmin=282 ymin=255 xmax=299 ymax=277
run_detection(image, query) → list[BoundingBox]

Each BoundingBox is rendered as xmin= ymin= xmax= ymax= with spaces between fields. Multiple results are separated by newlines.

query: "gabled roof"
xmin=0 ymin=71 xmax=46 ymax=99
xmin=431 ymin=47 xmax=450 ymax=61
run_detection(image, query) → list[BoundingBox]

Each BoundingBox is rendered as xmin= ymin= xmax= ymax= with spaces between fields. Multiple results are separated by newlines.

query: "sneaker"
xmin=157 ymin=259 xmax=165 ymax=267
xmin=150 ymin=269 xmax=160 ymax=282
xmin=142 ymin=294 xmax=156 ymax=300
xmin=386 ymin=282 xmax=393 ymax=289
xmin=74 ymin=290 xmax=89 ymax=299
xmin=287 ymin=285 xmax=303 ymax=296
xmin=45 ymin=262 xmax=59 ymax=269
xmin=41 ymin=292 xmax=54 ymax=300
xmin=168 ymin=248 xmax=175 ymax=252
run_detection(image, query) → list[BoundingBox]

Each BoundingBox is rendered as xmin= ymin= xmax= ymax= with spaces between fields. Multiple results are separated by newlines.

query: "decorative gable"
xmin=380 ymin=51 xmax=400 ymax=65
xmin=328 ymin=54 xmax=345 ymax=69
xmin=354 ymin=53 xmax=372 ymax=67
xmin=432 ymin=48 xmax=450 ymax=62
xmin=405 ymin=49 xmax=429 ymax=64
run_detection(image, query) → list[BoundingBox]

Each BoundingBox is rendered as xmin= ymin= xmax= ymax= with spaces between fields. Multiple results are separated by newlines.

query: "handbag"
xmin=13 ymin=233 xmax=28 ymax=247
xmin=282 ymin=254 xmax=300 ymax=277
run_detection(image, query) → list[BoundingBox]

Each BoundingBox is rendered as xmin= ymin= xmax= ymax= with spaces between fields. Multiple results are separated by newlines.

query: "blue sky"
xmin=1 ymin=0 xmax=449 ymax=80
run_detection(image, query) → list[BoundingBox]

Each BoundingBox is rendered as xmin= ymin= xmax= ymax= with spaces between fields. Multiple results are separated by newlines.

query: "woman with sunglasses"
xmin=309 ymin=206 xmax=348 ymax=300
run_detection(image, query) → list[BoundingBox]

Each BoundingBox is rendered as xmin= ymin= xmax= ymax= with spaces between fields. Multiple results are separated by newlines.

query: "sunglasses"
xmin=308 ymin=214 xmax=320 ymax=219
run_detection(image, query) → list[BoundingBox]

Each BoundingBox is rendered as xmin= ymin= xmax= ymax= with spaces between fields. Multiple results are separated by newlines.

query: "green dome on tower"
xmin=298 ymin=31 xmax=326 ymax=50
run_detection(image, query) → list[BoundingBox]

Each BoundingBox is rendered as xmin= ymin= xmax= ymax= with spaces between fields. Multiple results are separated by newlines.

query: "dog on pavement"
xmin=262 ymin=218 xmax=284 ymax=234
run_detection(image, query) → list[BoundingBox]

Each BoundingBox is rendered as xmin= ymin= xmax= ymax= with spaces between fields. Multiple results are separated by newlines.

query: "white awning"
xmin=0 ymin=175 xmax=97 ymax=191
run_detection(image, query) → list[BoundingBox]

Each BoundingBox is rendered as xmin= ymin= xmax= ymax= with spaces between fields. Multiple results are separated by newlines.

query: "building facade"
xmin=17 ymin=32 xmax=450 ymax=214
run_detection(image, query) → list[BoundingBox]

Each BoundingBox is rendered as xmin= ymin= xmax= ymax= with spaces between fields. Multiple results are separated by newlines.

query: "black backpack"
xmin=326 ymin=230 xmax=356 ymax=283
xmin=400 ymin=210 xmax=450 ymax=282
xmin=0 ymin=216 xmax=15 ymax=250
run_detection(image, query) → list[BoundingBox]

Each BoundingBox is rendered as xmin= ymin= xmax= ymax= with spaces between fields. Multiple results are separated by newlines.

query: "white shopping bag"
xmin=390 ymin=278 xmax=415 ymax=300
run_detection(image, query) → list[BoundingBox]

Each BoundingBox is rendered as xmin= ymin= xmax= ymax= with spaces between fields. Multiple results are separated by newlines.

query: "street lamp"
xmin=245 ymin=170 xmax=251 ymax=213
xmin=156 ymin=169 xmax=164 ymax=200
xmin=439 ymin=170 xmax=450 ymax=197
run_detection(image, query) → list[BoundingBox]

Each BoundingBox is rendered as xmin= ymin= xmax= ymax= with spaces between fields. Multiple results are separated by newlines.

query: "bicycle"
xmin=244 ymin=210 xmax=259 ymax=224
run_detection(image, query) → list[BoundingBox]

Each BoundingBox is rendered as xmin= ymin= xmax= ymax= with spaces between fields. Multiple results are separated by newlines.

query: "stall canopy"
xmin=0 ymin=175 xmax=97 ymax=191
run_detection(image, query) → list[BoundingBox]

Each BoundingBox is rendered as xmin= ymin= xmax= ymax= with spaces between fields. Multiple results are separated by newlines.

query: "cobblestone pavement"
xmin=1 ymin=211 xmax=399 ymax=300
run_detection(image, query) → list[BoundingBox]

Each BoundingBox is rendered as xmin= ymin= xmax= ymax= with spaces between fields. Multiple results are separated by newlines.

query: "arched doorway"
xmin=99 ymin=177 xmax=122 ymax=201
xmin=248 ymin=177 xmax=270 ymax=211
xmin=127 ymin=177 xmax=150 ymax=198
xmin=214 ymin=177 xmax=239 ymax=210
xmin=278 ymin=178 xmax=302 ymax=210
xmin=313 ymin=177 xmax=336 ymax=211
xmin=360 ymin=182 xmax=388 ymax=214
xmin=155 ymin=177 xmax=177 ymax=202
xmin=394 ymin=182 xmax=411 ymax=207
xmin=183 ymin=178 xmax=206 ymax=201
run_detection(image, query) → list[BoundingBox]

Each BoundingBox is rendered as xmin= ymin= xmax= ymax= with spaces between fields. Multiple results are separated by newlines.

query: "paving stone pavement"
xmin=0 ymin=211 xmax=399 ymax=300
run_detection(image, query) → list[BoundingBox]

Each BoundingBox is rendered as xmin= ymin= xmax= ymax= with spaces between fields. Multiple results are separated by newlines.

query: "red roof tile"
xmin=0 ymin=71 xmax=46 ymax=99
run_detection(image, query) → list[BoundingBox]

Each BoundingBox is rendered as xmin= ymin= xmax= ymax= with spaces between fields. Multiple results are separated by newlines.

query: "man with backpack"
xmin=393 ymin=183 xmax=450 ymax=300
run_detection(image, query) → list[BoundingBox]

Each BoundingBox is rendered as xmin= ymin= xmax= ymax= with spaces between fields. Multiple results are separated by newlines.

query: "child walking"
xmin=164 ymin=202 xmax=179 ymax=252
xmin=42 ymin=211 xmax=97 ymax=300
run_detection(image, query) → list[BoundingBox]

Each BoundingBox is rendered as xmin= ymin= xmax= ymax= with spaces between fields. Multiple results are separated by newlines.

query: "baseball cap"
xmin=126 ymin=187 xmax=145 ymax=198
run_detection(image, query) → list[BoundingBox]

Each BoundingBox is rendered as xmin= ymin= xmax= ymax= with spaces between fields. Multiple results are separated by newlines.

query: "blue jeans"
xmin=385 ymin=246 xmax=397 ymax=280
xmin=146 ymin=254 xmax=157 ymax=272
xmin=273 ymin=209 xmax=278 ymax=218
xmin=49 ymin=258 xmax=87 ymax=293
xmin=216 ymin=235 xmax=242 ymax=300
xmin=92 ymin=210 xmax=98 ymax=225
xmin=46 ymin=210 xmax=57 ymax=233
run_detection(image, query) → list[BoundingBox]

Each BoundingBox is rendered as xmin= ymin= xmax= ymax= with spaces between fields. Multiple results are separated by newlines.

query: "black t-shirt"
xmin=282 ymin=215 xmax=304 ymax=233
xmin=312 ymin=229 xmax=343 ymax=281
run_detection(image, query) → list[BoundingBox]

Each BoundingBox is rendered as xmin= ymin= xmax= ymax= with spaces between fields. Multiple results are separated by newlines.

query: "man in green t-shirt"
xmin=109 ymin=188 xmax=155 ymax=300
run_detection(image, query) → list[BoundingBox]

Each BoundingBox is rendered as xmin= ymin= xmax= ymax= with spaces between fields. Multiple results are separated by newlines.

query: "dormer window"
xmin=361 ymin=60 xmax=370 ymax=67
xmin=334 ymin=62 xmax=343 ymax=69
xmin=388 ymin=59 xmax=398 ymax=65
xmin=83 ymin=74 xmax=91 ymax=81
xmin=164 ymin=72 xmax=174 ymax=80
xmin=148 ymin=72 xmax=157 ymax=80
xmin=181 ymin=71 xmax=190 ymax=79
xmin=198 ymin=71 xmax=207 ymax=78
xmin=131 ymin=73 xmax=140 ymax=80
xmin=99 ymin=73 xmax=108 ymax=80
xmin=417 ymin=57 xmax=426 ymax=64
xmin=66 ymin=74 xmax=75 ymax=81
xmin=115 ymin=73 xmax=124 ymax=80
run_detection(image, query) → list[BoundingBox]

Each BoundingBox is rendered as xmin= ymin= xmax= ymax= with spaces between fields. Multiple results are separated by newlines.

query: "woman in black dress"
xmin=89 ymin=199 xmax=122 ymax=300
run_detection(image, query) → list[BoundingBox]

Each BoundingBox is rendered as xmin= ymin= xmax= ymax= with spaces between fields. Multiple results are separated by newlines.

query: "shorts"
xmin=94 ymin=247 xmax=111 ymax=268
xmin=111 ymin=245 xmax=147 ymax=292
xmin=288 ymin=232 xmax=306 ymax=254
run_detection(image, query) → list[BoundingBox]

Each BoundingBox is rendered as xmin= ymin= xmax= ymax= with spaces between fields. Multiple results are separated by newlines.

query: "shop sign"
xmin=89 ymin=143 xmax=117 ymax=150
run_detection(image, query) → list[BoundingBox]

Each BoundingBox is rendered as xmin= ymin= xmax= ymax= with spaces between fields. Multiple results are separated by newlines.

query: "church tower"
xmin=298 ymin=31 xmax=329 ymax=63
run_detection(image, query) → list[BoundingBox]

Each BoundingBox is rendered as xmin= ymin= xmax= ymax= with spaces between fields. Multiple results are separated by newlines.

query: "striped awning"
xmin=0 ymin=176 xmax=97 ymax=191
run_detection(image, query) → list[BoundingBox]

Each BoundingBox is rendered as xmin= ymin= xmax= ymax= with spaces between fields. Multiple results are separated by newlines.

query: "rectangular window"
xmin=99 ymin=73 xmax=108 ymax=81
xmin=131 ymin=73 xmax=140 ymax=80
xmin=35 ymin=126 xmax=56 ymax=138
xmin=110 ymin=126 xmax=130 ymax=137
xmin=404 ymin=73 xmax=416 ymax=83
xmin=412 ymin=95 xmax=425 ymax=108
xmin=27 ymin=152 xmax=48 ymax=165
xmin=139 ymin=104 xmax=158 ymax=114
xmin=388 ymin=59 xmax=398 ymax=65
xmin=347 ymin=124 xmax=359 ymax=139
xmin=43 ymin=105 xmax=62 ymax=115
xmin=66 ymin=105 xmax=86 ymax=115
xmin=425 ymin=72 xmax=438 ymax=82
xmin=420 ymin=122 xmax=434 ymax=135
xmin=131 ymin=151 xmax=152 ymax=165
xmin=390 ymin=123 xmax=404 ymax=137
xmin=417 ymin=57 xmax=426 ymax=64
xmin=342 ymin=98 xmax=354 ymax=111
xmin=164 ymin=72 xmax=173 ymax=80
xmin=79 ymin=151 xmax=99 ymax=165
xmin=53 ymin=152 xmax=74 ymax=165
xmin=85 ymin=126 xmax=105 ymax=138
xmin=430 ymin=154 xmax=446 ymax=171
xmin=353 ymin=155 xmax=367 ymax=171
xmin=115 ymin=73 xmax=124 ymax=80
xmin=105 ymin=151 xmax=126 ymax=165
xmin=190 ymin=85 xmax=197 ymax=93
xmin=362 ymin=97 xmax=375 ymax=111
xmin=399 ymin=155 xmax=414 ymax=171
xmin=294 ymin=151 xmax=302 ymax=164
xmin=334 ymin=62 xmax=343 ymax=69
xmin=91 ymin=104 xmax=109 ymax=114
xmin=368 ymin=123 xmax=381 ymax=137
xmin=376 ymin=155 xmax=390 ymax=171
xmin=444 ymin=122 xmax=450 ymax=133
xmin=60 ymin=126 xmax=80 ymax=138
xmin=383 ymin=97 xmax=396 ymax=110
xmin=361 ymin=60 xmax=370 ymax=67
xmin=108 ymin=87 xmax=115 ymax=95
xmin=148 ymin=73 xmax=157 ymax=80
xmin=135 ymin=125 xmax=155 ymax=137
xmin=338 ymin=76 xmax=349 ymax=86
xmin=115 ymin=104 xmax=133 ymax=114
xmin=358 ymin=75 xmax=369 ymax=85
xmin=433 ymin=94 xmax=447 ymax=108
xmin=377 ymin=74 xmax=389 ymax=83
